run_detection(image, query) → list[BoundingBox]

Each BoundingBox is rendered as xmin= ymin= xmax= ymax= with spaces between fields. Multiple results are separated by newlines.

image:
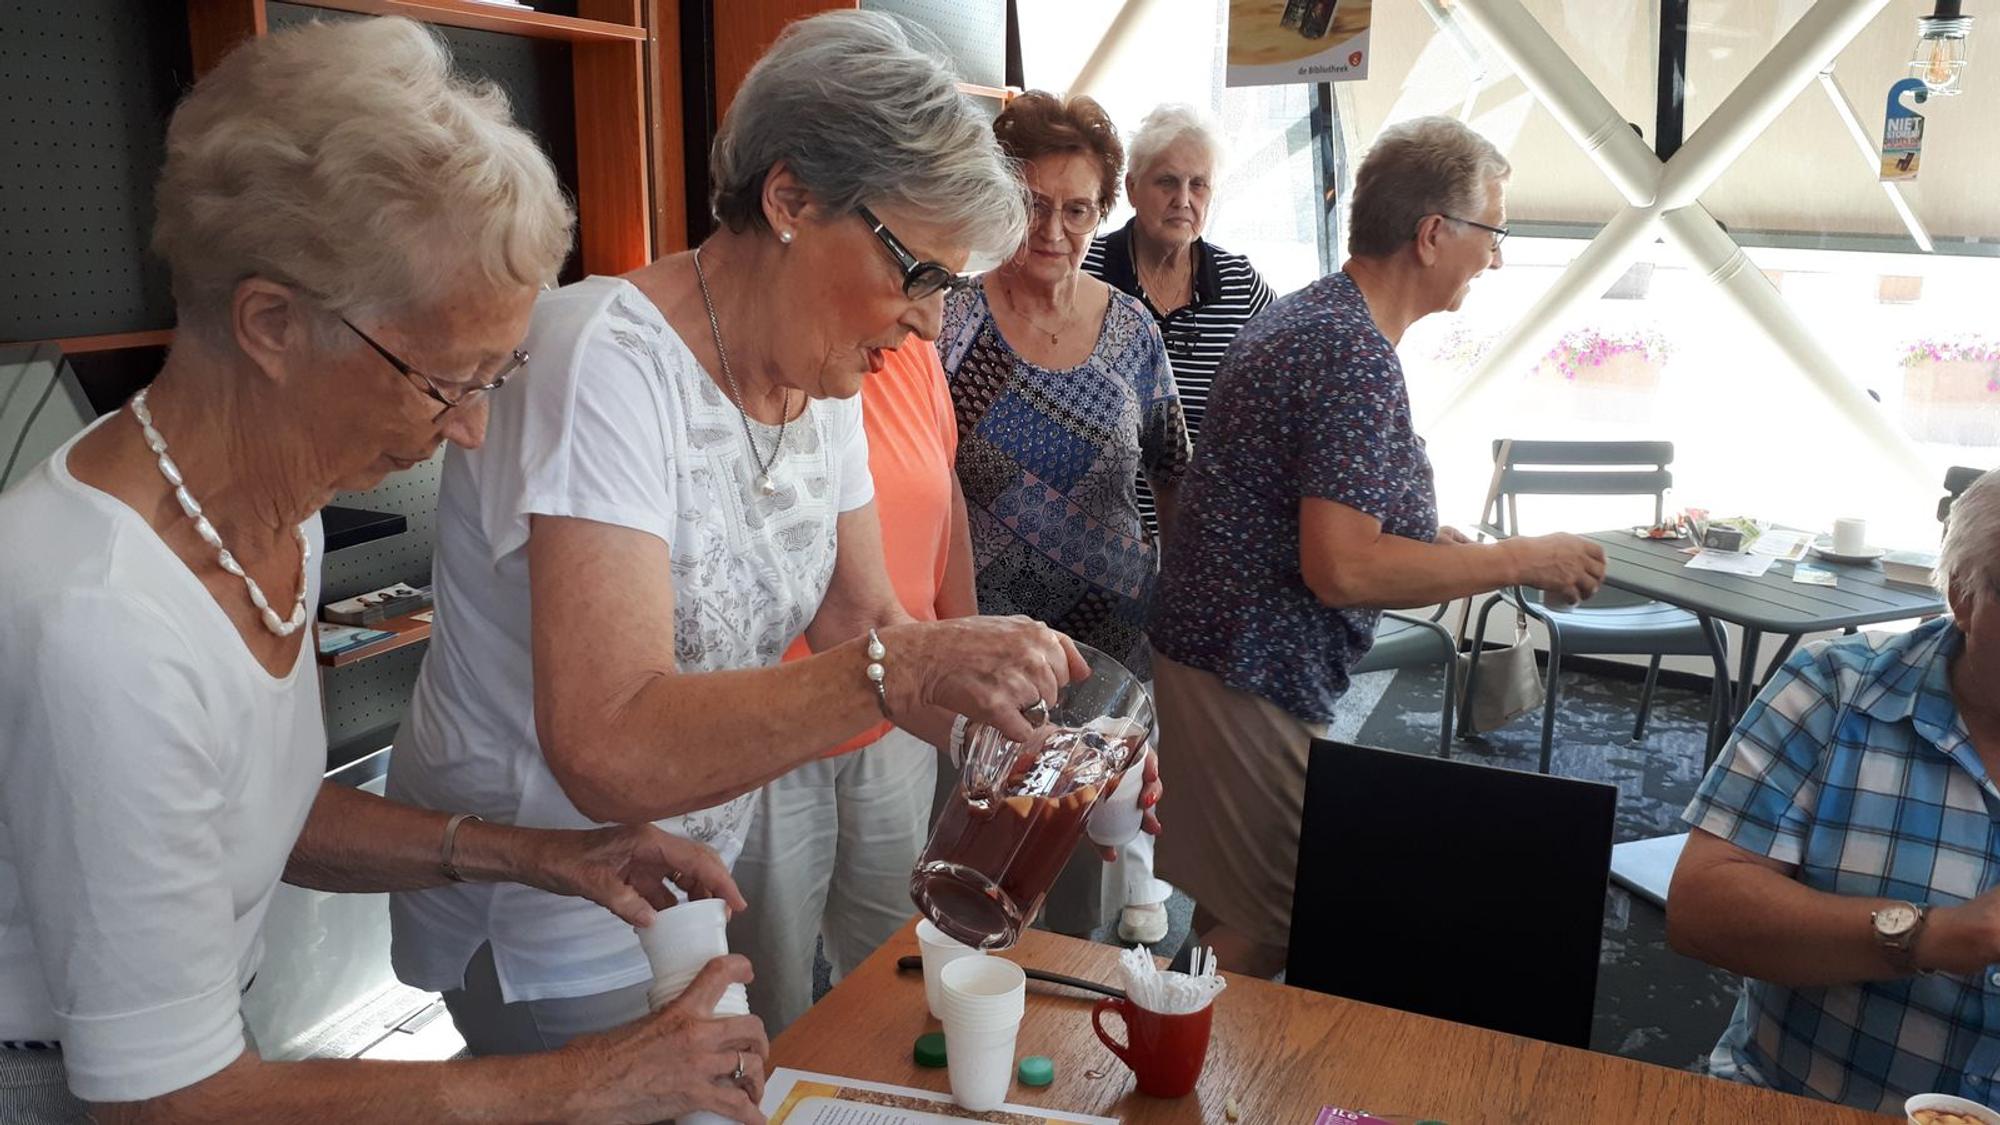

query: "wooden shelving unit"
xmin=303 ymin=0 xmax=645 ymax=42
xmin=186 ymin=0 xmax=655 ymax=278
xmin=316 ymin=613 xmax=433 ymax=668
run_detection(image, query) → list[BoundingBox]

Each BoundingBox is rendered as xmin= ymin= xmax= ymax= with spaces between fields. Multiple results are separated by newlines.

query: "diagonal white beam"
xmin=1654 ymin=0 xmax=1890 ymax=209
xmin=1449 ymin=0 xmax=1657 ymax=206
xmin=1429 ymin=0 xmax=1930 ymax=485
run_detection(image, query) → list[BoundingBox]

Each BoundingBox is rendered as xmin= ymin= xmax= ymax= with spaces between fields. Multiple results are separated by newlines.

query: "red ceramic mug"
xmin=1090 ymin=995 xmax=1213 ymax=1098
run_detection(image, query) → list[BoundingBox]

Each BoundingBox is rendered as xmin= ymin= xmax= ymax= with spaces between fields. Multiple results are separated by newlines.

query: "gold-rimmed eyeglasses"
xmin=342 ymin=317 xmax=527 ymax=416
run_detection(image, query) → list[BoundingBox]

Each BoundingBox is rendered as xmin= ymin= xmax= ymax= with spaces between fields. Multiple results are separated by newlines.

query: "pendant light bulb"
xmin=1912 ymin=1 xmax=1973 ymax=96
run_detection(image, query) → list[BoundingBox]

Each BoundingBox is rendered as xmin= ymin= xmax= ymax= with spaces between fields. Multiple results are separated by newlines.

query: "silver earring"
xmin=780 ymin=230 xmax=794 ymax=244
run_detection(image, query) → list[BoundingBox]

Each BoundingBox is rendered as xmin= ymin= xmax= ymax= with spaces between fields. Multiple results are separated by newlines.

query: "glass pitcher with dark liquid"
xmin=910 ymin=644 xmax=1154 ymax=949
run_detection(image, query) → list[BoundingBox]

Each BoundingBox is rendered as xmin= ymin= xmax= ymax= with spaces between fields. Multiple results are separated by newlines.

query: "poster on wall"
xmin=1226 ymin=0 xmax=1373 ymax=87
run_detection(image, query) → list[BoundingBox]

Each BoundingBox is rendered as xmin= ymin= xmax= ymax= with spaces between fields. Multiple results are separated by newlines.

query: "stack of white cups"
xmin=936 ymin=957 xmax=1027 ymax=1112
xmin=915 ymin=919 xmax=983 ymax=1019
xmin=634 ymin=898 xmax=752 ymax=1125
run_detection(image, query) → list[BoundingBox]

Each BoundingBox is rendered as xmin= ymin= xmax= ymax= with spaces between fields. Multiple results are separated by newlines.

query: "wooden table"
xmin=773 ymin=922 xmax=1893 ymax=1123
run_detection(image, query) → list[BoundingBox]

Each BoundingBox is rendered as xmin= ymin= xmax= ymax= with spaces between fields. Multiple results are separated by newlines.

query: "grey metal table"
xmin=1586 ymin=529 xmax=1948 ymax=906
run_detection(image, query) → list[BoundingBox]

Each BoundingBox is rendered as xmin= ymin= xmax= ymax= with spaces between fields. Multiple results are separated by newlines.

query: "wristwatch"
xmin=1871 ymin=900 xmax=1928 ymax=972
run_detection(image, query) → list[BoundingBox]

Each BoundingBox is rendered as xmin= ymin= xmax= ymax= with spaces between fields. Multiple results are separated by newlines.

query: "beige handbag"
xmin=1453 ymin=439 xmax=1545 ymax=734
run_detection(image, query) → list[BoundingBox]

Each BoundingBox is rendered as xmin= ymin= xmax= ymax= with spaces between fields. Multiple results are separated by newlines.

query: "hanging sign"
xmin=1880 ymin=77 xmax=1928 ymax=182
xmin=1226 ymin=0 xmax=1373 ymax=87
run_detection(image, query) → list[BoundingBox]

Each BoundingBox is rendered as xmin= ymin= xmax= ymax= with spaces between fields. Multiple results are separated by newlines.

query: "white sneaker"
xmin=1116 ymin=902 xmax=1169 ymax=944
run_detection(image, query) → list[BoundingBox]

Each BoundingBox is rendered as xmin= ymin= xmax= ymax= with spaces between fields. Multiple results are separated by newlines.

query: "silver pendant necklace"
xmin=693 ymin=246 xmax=789 ymax=497
xmin=131 ymin=388 xmax=311 ymax=637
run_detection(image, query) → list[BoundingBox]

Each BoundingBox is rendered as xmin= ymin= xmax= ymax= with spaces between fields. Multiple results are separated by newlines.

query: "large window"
xmin=1351 ymin=1 xmax=1995 ymax=544
xmin=1018 ymin=1 xmax=1993 ymax=545
xmin=1016 ymin=0 xmax=1322 ymax=294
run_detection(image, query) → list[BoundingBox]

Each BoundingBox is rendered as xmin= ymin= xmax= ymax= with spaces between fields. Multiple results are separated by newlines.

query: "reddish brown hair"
xmin=992 ymin=91 xmax=1124 ymax=213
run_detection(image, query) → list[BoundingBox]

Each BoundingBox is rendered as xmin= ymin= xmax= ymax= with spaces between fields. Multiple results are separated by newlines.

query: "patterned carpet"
xmin=819 ymin=660 xmax=1742 ymax=1073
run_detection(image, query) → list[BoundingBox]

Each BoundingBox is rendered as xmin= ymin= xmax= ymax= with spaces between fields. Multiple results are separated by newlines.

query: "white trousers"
xmin=727 ymin=728 xmax=938 ymax=1036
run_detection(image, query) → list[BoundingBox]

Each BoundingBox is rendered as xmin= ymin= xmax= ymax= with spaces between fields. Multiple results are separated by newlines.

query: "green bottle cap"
xmin=913 ymin=1031 xmax=948 ymax=1068
xmin=1018 ymin=1055 xmax=1055 ymax=1087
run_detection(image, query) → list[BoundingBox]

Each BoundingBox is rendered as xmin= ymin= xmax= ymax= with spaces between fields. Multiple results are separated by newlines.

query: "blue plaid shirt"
xmin=1684 ymin=616 xmax=1993 ymax=1113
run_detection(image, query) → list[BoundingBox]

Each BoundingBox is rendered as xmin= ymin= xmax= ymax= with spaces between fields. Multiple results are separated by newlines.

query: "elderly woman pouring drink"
xmin=388 ymin=10 xmax=1155 ymax=1053
xmin=0 ymin=18 xmax=768 ymax=1123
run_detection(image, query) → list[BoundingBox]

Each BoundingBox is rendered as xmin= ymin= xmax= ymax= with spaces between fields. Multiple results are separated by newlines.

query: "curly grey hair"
xmin=1939 ymin=467 xmax=2000 ymax=603
xmin=1348 ymin=116 xmax=1510 ymax=259
xmin=1127 ymin=103 xmax=1222 ymax=181
xmin=153 ymin=16 xmax=573 ymax=346
xmin=709 ymin=10 xmax=1025 ymax=258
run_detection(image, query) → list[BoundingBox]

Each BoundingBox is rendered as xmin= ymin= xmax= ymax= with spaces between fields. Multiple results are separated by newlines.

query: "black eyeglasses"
xmin=342 ymin=318 xmax=528 ymax=416
xmin=1436 ymin=213 xmax=1509 ymax=251
xmin=858 ymin=204 xmax=972 ymax=300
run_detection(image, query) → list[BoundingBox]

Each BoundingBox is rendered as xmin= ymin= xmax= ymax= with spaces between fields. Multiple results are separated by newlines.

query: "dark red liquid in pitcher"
xmin=912 ymin=726 xmax=1140 ymax=949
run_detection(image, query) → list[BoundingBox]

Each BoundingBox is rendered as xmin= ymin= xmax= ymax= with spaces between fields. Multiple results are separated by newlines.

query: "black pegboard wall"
xmin=320 ymin=454 xmax=446 ymax=753
xmin=0 ymin=1 xmax=191 ymax=341
xmin=267 ymin=3 xmax=584 ymax=284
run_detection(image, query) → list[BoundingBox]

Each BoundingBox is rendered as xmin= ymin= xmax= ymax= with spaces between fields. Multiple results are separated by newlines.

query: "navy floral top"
xmin=1149 ymin=270 xmax=1437 ymax=723
xmin=941 ymin=281 xmax=1191 ymax=679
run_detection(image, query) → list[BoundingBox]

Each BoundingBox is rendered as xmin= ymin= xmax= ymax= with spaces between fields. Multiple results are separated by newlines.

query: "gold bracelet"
xmin=440 ymin=812 xmax=482 ymax=883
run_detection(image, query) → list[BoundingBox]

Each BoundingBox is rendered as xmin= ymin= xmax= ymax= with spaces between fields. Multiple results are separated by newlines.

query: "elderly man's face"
xmin=1441 ymin=179 xmax=1506 ymax=314
xmin=1949 ymin=569 xmax=2000 ymax=705
xmin=1128 ymin=138 xmax=1212 ymax=250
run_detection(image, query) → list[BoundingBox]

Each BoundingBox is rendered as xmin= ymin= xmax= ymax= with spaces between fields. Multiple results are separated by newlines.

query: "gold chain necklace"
xmin=999 ymin=278 xmax=1079 ymax=346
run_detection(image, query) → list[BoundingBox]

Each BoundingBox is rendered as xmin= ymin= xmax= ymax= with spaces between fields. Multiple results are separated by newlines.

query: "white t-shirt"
xmin=388 ymin=276 xmax=874 ymax=1003
xmin=0 ymin=421 xmax=324 ymax=1102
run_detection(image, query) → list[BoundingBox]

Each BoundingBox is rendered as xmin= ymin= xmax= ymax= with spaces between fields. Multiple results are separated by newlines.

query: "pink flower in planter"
xmin=1899 ymin=335 xmax=2000 ymax=392
xmin=1542 ymin=326 xmax=1673 ymax=381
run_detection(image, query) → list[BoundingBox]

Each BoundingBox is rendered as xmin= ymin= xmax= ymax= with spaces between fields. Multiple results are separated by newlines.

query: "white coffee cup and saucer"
xmin=1812 ymin=516 xmax=1885 ymax=565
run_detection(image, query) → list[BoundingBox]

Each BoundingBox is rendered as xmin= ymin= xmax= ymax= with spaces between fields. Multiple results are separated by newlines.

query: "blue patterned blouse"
xmin=1149 ymin=270 xmax=1437 ymax=723
xmin=940 ymin=281 xmax=1190 ymax=679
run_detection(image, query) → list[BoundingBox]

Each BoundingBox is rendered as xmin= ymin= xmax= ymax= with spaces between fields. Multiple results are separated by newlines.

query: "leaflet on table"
xmin=1685 ymin=550 xmax=1776 ymax=577
xmin=1316 ymin=1110 xmax=1444 ymax=1125
xmin=761 ymin=1069 xmax=1116 ymax=1125
xmin=1748 ymin=529 xmax=1814 ymax=562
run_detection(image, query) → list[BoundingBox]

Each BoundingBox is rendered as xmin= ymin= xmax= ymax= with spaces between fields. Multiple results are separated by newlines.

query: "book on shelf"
xmin=317 ymin=623 xmax=396 ymax=657
xmin=322 ymin=582 xmax=433 ymax=626
xmin=1880 ymin=549 xmax=1940 ymax=590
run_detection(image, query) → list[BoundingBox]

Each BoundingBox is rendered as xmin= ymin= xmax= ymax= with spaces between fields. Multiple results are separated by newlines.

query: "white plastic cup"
xmin=943 ymin=1022 xmax=1020 ymax=1111
xmin=1086 ymin=747 xmax=1149 ymax=848
xmin=1905 ymin=1092 xmax=2000 ymax=1125
xmin=1834 ymin=516 xmax=1868 ymax=556
xmin=938 ymin=956 xmax=1025 ymax=1028
xmin=917 ymin=919 xmax=985 ymax=1019
xmin=636 ymin=898 xmax=730 ymax=983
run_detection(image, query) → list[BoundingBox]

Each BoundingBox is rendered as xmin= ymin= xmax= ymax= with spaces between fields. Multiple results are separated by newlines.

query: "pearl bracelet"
xmin=865 ymin=628 xmax=892 ymax=719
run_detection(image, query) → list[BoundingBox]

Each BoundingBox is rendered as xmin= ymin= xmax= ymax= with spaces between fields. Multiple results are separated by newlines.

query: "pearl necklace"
xmin=131 ymin=388 xmax=311 ymax=637
xmin=693 ymin=246 xmax=789 ymax=497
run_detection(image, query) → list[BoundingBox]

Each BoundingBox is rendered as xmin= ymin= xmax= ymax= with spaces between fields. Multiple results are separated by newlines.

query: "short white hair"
xmin=1939 ymin=467 xmax=2000 ymax=602
xmin=1348 ymin=116 xmax=1510 ymax=259
xmin=153 ymin=16 xmax=574 ymax=344
xmin=1127 ymin=103 xmax=1221 ymax=181
xmin=710 ymin=10 xmax=1025 ymax=258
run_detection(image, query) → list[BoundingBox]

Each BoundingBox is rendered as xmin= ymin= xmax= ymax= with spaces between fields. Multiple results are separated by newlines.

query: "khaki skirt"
xmin=1152 ymin=655 xmax=1328 ymax=950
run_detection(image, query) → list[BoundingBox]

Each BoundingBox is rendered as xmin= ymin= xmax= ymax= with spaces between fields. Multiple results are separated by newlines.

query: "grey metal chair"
xmin=1351 ymin=607 xmax=1457 ymax=757
xmin=1460 ymin=440 xmax=1728 ymax=774
xmin=1942 ymin=465 xmax=1985 ymax=528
